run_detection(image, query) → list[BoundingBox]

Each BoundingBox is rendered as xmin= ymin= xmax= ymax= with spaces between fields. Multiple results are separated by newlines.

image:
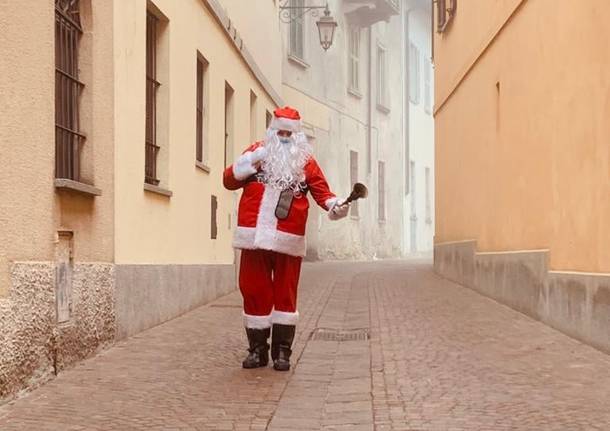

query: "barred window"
xmin=145 ymin=11 xmax=161 ymax=185
xmin=348 ymin=27 xmax=361 ymax=93
xmin=289 ymin=0 xmax=305 ymax=59
xmin=376 ymin=45 xmax=389 ymax=110
xmin=55 ymin=0 xmax=84 ymax=181
xmin=196 ymin=53 xmax=209 ymax=163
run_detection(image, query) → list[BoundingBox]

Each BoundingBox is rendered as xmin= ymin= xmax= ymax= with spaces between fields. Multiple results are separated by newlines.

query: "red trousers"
xmin=239 ymin=249 xmax=302 ymax=328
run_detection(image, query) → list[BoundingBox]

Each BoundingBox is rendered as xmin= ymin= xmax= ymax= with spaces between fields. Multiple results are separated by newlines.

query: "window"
xmin=423 ymin=58 xmax=432 ymax=113
xmin=250 ymin=91 xmax=258 ymax=142
xmin=378 ymin=161 xmax=386 ymax=222
xmin=196 ymin=53 xmax=209 ymax=164
xmin=211 ymin=195 xmax=218 ymax=239
xmin=224 ymin=82 xmax=235 ymax=167
xmin=436 ymin=0 xmax=457 ymax=33
xmin=289 ymin=0 xmax=305 ymax=59
xmin=376 ymin=45 xmax=389 ymax=110
xmin=409 ymin=43 xmax=420 ymax=105
xmin=350 ymin=151 xmax=359 ymax=218
xmin=145 ymin=11 xmax=161 ymax=185
xmin=425 ymin=167 xmax=432 ymax=223
xmin=55 ymin=0 xmax=84 ymax=181
xmin=266 ymin=110 xmax=272 ymax=129
xmin=348 ymin=27 xmax=361 ymax=93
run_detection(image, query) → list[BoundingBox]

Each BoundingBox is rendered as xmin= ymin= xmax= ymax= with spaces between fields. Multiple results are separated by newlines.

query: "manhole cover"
xmin=310 ymin=328 xmax=370 ymax=342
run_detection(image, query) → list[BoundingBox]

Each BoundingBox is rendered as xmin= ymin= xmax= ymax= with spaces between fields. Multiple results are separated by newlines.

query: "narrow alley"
xmin=1 ymin=261 xmax=609 ymax=431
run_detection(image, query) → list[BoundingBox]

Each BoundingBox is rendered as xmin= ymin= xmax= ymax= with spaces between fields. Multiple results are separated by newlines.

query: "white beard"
xmin=260 ymin=129 xmax=313 ymax=193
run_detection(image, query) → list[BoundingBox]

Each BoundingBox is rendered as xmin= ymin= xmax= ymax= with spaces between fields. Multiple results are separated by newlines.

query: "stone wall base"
xmin=434 ymin=241 xmax=610 ymax=354
xmin=0 ymin=262 xmax=115 ymax=401
xmin=0 ymin=262 xmax=236 ymax=403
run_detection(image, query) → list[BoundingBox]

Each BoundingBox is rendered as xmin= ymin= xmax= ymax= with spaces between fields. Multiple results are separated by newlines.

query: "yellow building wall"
xmin=114 ymin=0 xmax=278 ymax=265
xmin=218 ymin=0 xmax=283 ymax=92
xmin=434 ymin=0 xmax=610 ymax=272
xmin=0 ymin=0 xmax=115 ymax=297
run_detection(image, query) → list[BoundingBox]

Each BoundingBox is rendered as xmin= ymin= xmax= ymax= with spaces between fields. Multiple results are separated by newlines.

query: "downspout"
xmin=405 ymin=6 xmax=412 ymax=196
xmin=367 ymin=26 xmax=373 ymax=176
xmin=403 ymin=5 xmax=412 ymax=256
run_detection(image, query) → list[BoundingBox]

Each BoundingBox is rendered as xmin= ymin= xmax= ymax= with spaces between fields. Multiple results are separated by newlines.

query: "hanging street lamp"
xmin=316 ymin=6 xmax=338 ymax=51
xmin=279 ymin=1 xmax=338 ymax=51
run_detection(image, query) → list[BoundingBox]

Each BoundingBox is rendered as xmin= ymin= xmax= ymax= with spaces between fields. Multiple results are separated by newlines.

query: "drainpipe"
xmin=367 ymin=26 xmax=373 ymax=176
xmin=402 ymin=5 xmax=413 ymax=256
xmin=404 ymin=6 xmax=413 ymax=196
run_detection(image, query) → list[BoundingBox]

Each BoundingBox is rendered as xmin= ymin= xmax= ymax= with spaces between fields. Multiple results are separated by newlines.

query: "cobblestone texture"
xmin=1 ymin=260 xmax=610 ymax=430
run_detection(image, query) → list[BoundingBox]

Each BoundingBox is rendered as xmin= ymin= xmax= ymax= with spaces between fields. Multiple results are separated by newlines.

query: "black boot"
xmin=271 ymin=324 xmax=296 ymax=371
xmin=242 ymin=327 xmax=270 ymax=369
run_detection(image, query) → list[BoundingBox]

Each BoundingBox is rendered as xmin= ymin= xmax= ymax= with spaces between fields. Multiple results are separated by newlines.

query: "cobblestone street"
xmin=1 ymin=260 xmax=610 ymax=430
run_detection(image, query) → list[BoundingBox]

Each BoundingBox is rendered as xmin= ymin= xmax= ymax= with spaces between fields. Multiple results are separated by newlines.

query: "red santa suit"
xmin=223 ymin=106 xmax=348 ymax=371
xmin=223 ymin=133 xmax=339 ymax=327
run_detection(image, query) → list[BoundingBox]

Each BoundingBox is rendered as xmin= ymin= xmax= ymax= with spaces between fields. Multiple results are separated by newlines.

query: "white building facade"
xmin=278 ymin=0 xmax=406 ymax=260
xmin=404 ymin=0 xmax=434 ymax=255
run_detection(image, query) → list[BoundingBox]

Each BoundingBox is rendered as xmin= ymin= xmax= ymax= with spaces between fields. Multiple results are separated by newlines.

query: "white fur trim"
xmin=233 ymin=152 xmax=258 ymax=181
xmin=233 ymin=226 xmax=306 ymax=257
xmin=270 ymin=117 xmax=302 ymax=133
xmin=271 ymin=310 xmax=299 ymax=325
xmin=325 ymin=197 xmax=339 ymax=211
xmin=243 ymin=312 xmax=272 ymax=329
xmin=254 ymin=186 xmax=281 ymax=247
xmin=233 ymin=226 xmax=256 ymax=249
xmin=232 ymin=186 xmax=307 ymax=257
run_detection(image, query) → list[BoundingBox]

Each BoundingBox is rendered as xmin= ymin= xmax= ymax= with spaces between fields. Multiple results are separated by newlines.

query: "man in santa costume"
xmin=223 ymin=106 xmax=349 ymax=371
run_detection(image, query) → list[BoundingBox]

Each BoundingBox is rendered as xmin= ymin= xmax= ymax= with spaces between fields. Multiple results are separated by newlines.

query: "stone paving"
xmin=1 ymin=260 xmax=610 ymax=430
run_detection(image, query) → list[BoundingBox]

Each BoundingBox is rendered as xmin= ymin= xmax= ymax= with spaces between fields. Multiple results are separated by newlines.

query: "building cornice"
xmin=200 ymin=0 xmax=284 ymax=107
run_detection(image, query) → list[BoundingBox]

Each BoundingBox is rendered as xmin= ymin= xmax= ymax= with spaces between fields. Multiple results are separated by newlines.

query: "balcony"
xmin=344 ymin=0 xmax=400 ymax=27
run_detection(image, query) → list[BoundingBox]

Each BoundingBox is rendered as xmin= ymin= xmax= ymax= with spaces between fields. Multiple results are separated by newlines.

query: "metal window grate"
xmin=145 ymin=11 xmax=160 ymax=185
xmin=55 ymin=0 xmax=84 ymax=181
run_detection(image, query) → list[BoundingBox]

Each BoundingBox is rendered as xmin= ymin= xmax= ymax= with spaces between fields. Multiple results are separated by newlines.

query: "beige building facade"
xmin=1 ymin=0 xmax=282 ymax=401
xmin=433 ymin=0 xmax=610 ymax=353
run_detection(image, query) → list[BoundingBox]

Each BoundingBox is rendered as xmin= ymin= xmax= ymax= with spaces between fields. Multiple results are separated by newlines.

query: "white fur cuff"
xmin=271 ymin=310 xmax=299 ymax=325
xmin=328 ymin=197 xmax=349 ymax=221
xmin=270 ymin=117 xmax=302 ymax=133
xmin=243 ymin=312 xmax=272 ymax=329
xmin=233 ymin=152 xmax=258 ymax=181
xmin=325 ymin=197 xmax=339 ymax=211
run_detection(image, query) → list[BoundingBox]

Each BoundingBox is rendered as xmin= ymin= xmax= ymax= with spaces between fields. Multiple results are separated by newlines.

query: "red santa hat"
xmin=270 ymin=106 xmax=302 ymax=133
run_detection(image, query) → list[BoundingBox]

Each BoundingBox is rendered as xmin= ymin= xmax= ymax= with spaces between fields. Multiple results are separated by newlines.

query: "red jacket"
xmin=223 ymin=142 xmax=337 ymax=257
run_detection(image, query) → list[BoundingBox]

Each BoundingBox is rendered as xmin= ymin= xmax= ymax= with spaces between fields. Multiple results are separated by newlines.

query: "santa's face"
xmin=277 ymin=130 xmax=293 ymax=145
xmin=261 ymin=128 xmax=312 ymax=193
